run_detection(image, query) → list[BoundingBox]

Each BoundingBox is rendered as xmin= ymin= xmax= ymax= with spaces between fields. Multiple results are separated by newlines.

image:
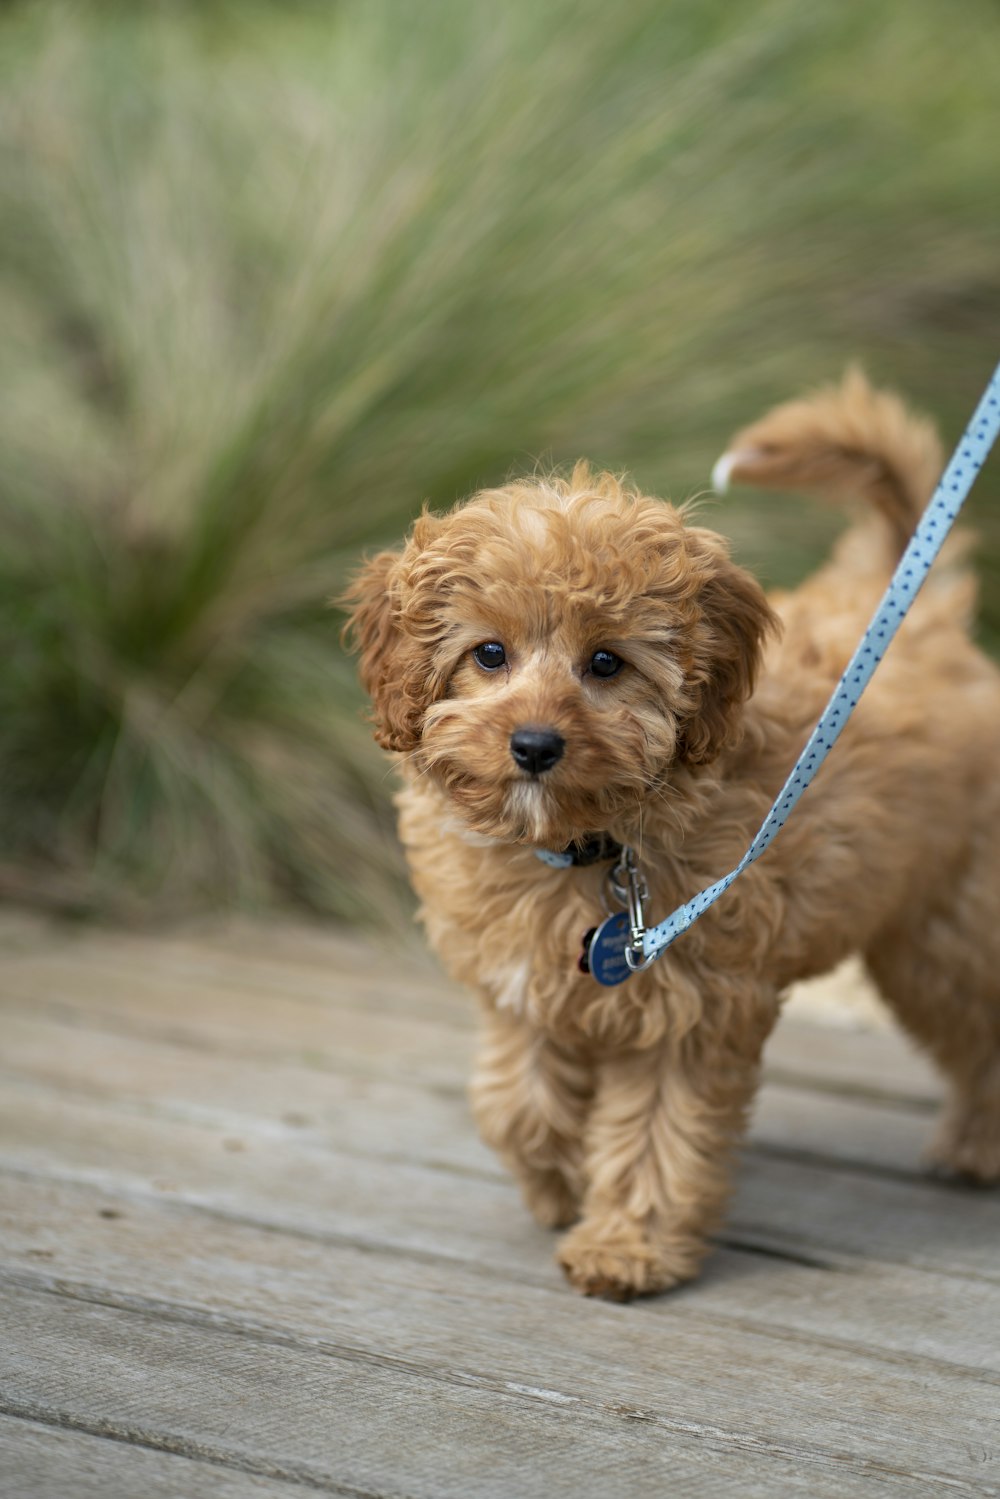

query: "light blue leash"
xmin=584 ymin=362 xmax=1000 ymax=986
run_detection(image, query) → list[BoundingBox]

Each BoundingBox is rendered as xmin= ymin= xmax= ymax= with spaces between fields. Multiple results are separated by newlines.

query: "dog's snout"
xmin=509 ymin=727 xmax=565 ymax=775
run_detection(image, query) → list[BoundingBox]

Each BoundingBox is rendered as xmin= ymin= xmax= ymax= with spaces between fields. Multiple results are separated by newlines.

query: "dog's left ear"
xmin=676 ymin=529 xmax=778 ymax=766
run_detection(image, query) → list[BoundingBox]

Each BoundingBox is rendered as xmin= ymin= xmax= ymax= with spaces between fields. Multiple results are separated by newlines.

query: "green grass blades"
xmin=0 ymin=0 xmax=997 ymax=921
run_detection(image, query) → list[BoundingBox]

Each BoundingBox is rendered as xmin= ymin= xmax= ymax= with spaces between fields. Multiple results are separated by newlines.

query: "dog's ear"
xmin=341 ymin=531 xmax=444 ymax=753
xmin=676 ymin=530 xmax=777 ymax=767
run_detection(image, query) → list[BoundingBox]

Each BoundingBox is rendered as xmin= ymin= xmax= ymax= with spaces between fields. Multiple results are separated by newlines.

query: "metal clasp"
xmin=606 ymin=846 xmax=656 ymax=974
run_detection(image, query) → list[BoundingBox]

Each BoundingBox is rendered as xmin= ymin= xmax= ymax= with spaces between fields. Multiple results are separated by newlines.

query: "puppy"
xmin=345 ymin=372 xmax=1000 ymax=1299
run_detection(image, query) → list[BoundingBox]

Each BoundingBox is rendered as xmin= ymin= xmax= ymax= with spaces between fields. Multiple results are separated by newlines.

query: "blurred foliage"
xmin=0 ymin=0 xmax=997 ymax=922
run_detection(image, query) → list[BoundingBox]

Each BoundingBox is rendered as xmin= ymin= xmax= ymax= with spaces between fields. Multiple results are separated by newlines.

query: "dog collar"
xmin=534 ymin=834 xmax=622 ymax=870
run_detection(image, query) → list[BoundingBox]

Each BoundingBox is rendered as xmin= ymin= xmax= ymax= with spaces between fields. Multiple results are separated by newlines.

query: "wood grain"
xmin=1 ymin=914 xmax=997 ymax=1498
xmin=0 ymin=1417 xmax=326 ymax=1499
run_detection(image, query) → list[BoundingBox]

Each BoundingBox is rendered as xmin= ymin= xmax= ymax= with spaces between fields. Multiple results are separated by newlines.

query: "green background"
xmin=1 ymin=0 xmax=997 ymax=924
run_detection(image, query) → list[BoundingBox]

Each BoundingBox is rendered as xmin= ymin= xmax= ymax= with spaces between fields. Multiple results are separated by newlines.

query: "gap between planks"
xmin=0 ymin=1000 xmax=943 ymax=1182
xmin=2 ymin=917 xmax=998 ymax=1498
xmin=3 ymin=1277 xmax=998 ymax=1499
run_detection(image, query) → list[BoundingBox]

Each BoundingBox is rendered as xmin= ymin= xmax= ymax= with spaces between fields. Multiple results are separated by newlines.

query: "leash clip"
xmin=610 ymin=846 xmax=655 ymax=974
xmin=580 ymin=844 xmax=656 ymax=983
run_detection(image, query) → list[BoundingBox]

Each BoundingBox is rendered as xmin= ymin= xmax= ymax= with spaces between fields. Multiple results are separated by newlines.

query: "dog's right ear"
xmin=341 ymin=548 xmax=425 ymax=753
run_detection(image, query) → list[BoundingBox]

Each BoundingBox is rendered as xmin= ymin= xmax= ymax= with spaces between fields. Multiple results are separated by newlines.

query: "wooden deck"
xmin=1 ymin=910 xmax=998 ymax=1498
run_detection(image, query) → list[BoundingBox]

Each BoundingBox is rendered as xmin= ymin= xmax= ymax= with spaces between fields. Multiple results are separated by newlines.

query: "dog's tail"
xmin=712 ymin=368 xmax=946 ymax=563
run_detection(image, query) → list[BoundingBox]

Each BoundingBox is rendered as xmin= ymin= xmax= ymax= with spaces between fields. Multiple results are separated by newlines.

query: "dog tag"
xmin=584 ymin=911 xmax=633 ymax=987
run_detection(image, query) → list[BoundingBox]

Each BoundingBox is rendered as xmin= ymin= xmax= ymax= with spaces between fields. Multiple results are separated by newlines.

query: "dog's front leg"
xmin=557 ymin=1033 xmax=763 ymax=1299
xmin=470 ymin=1009 xmax=594 ymax=1229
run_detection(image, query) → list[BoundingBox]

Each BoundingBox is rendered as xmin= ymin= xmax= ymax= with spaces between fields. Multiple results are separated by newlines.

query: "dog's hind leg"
xmin=864 ymin=819 xmax=1000 ymax=1184
xmin=469 ymin=1010 xmax=594 ymax=1228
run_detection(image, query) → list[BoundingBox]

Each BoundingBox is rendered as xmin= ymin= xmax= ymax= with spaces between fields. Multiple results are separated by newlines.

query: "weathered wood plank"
xmin=0 ymin=926 xmax=468 ymax=1027
xmin=0 ymin=1416 xmax=325 ymax=1499
xmin=5 ymin=1264 xmax=1000 ymax=1499
xmin=0 ymin=1080 xmax=997 ymax=1285
xmin=0 ymin=1015 xmax=488 ymax=1176
xmin=7 ymin=1283 xmax=957 ymax=1499
xmin=1 ymin=915 xmax=997 ymax=1499
xmin=0 ymin=953 xmax=475 ymax=1091
xmin=0 ymin=911 xmax=433 ymax=987
xmin=0 ymin=1005 xmax=938 ymax=1180
xmin=765 ymin=1020 xmax=941 ymax=1106
xmin=0 ymin=922 xmax=942 ymax=1104
xmin=750 ymin=1082 xmax=932 ymax=1173
xmin=3 ymin=1170 xmax=999 ymax=1387
xmin=0 ymin=941 xmax=942 ymax=1126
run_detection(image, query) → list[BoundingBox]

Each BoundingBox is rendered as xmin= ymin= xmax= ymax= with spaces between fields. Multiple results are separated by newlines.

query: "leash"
xmin=582 ymin=361 xmax=1000 ymax=986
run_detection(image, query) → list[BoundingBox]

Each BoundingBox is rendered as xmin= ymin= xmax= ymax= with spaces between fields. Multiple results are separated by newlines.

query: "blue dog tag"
xmin=586 ymin=911 xmax=633 ymax=987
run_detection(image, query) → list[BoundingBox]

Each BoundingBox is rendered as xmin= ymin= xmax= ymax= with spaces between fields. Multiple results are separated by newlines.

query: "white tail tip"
xmin=710 ymin=451 xmax=738 ymax=494
xmin=711 ymin=447 xmax=766 ymax=495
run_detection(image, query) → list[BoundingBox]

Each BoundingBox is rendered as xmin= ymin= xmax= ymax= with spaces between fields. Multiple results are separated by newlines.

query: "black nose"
xmin=510 ymin=727 xmax=565 ymax=775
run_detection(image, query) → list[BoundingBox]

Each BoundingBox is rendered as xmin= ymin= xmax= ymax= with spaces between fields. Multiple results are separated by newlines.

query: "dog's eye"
xmin=589 ymin=649 xmax=623 ymax=679
xmin=472 ymin=641 xmax=507 ymax=671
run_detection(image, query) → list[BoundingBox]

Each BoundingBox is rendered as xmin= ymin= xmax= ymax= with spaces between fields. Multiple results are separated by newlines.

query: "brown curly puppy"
xmin=345 ymin=372 xmax=1000 ymax=1300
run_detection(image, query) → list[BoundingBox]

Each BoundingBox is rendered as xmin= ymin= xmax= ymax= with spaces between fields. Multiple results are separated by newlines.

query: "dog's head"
xmin=343 ymin=466 xmax=776 ymax=846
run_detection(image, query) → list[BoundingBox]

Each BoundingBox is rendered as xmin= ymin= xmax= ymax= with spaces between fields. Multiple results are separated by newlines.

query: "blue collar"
xmin=535 ymin=834 xmax=622 ymax=870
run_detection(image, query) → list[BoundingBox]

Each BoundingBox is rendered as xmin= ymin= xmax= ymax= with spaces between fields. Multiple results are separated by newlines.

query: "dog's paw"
xmin=926 ymin=1118 xmax=1000 ymax=1186
xmin=556 ymin=1221 xmax=700 ymax=1300
xmin=520 ymin=1169 xmax=581 ymax=1230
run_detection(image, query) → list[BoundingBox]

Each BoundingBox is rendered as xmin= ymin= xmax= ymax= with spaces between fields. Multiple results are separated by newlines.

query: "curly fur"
xmin=345 ymin=371 xmax=1000 ymax=1299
